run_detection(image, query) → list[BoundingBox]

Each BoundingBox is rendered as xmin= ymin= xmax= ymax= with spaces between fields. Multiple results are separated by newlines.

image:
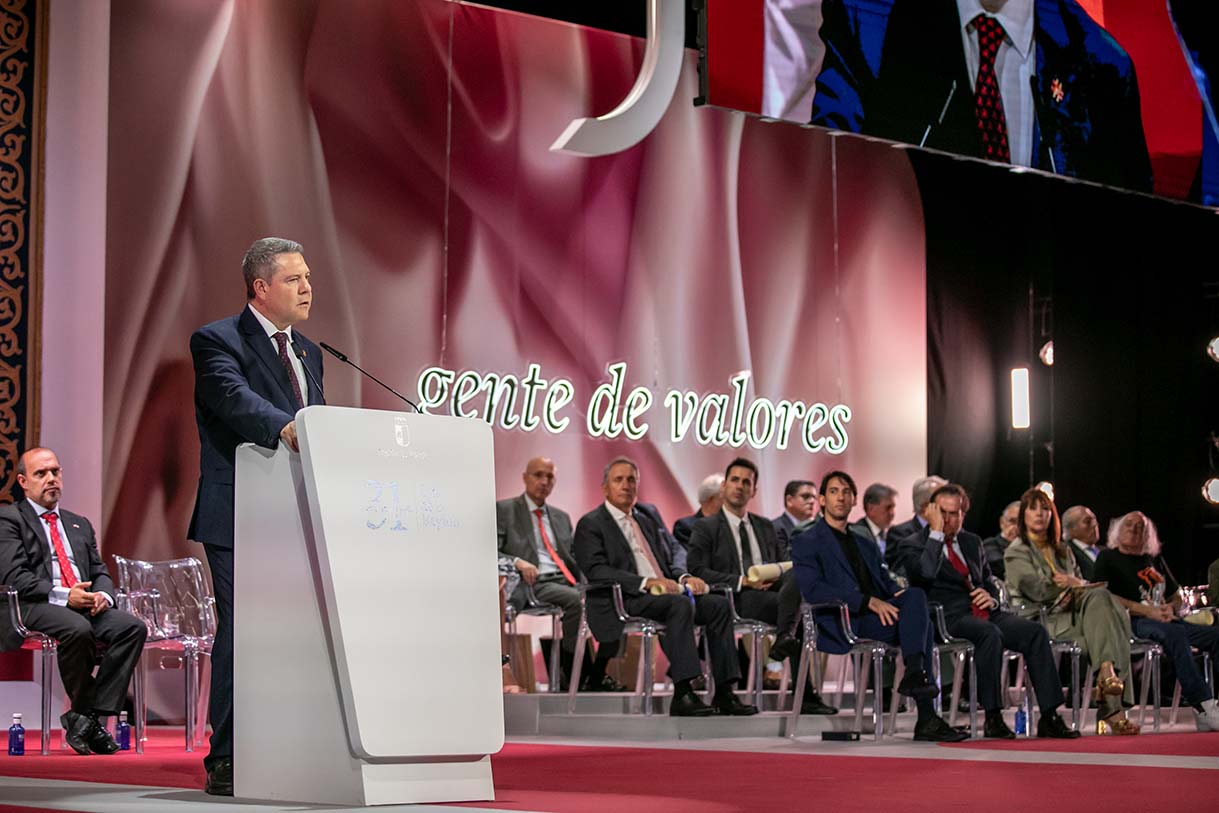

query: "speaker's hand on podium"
xmin=280 ymin=420 xmax=300 ymax=452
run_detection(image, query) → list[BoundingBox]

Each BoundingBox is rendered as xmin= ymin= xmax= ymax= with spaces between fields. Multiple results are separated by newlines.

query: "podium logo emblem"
xmin=394 ymin=418 xmax=411 ymax=448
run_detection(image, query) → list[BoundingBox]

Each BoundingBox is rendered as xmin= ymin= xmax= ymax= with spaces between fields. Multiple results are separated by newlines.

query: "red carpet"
xmin=2 ymin=730 xmax=1218 ymax=811
xmin=942 ymin=731 xmax=1219 ymax=756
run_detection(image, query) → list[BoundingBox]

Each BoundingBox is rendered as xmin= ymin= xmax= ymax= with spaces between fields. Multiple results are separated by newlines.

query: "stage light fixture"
xmin=1010 ymin=368 xmax=1030 ymax=429
xmin=1204 ymin=478 xmax=1219 ymax=506
xmin=1035 ymin=481 xmax=1055 ymax=503
xmin=1039 ymin=341 xmax=1054 ymax=366
xmin=1209 ymin=337 xmax=1219 ymax=362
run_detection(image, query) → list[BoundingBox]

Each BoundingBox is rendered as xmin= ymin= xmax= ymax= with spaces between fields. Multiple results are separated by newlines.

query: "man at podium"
xmin=188 ymin=237 xmax=325 ymax=796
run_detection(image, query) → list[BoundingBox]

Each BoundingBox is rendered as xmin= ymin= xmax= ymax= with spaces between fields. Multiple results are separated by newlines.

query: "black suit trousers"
xmin=20 ymin=602 xmax=146 ymax=716
xmin=947 ymin=610 xmax=1064 ymax=713
xmin=623 ymin=591 xmax=740 ymax=686
xmin=204 ymin=544 xmax=233 ymax=770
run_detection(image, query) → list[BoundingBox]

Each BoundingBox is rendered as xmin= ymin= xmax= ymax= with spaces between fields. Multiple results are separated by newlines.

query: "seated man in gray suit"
xmin=496 ymin=456 xmax=620 ymax=691
xmin=1061 ymin=505 xmax=1102 ymax=583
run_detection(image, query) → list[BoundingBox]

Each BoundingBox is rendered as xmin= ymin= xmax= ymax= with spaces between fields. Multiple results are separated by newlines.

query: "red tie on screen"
xmin=273 ymin=332 xmax=305 ymax=410
xmin=534 ymin=509 xmax=576 ymax=586
xmin=945 ymin=539 xmax=987 ymax=619
xmin=42 ymin=512 xmax=77 ymax=588
xmin=973 ymin=14 xmax=1010 ymax=163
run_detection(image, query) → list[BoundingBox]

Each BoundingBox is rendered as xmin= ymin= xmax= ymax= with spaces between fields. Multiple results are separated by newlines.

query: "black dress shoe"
xmin=769 ymin=633 xmax=802 ymax=662
xmin=913 ymin=715 xmax=970 ymax=742
xmin=897 ymin=669 xmax=941 ymax=700
xmin=84 ymin=716 xmax=120 ymax=754
xmin=61 ymin=711 xmax=93 ymax=755
xmin=983 ymin=714 xmax=1016 ymax=740
xmin=582 ymin=675 xmax=628 ymax=693
xmin=205 ymin=758 xmax=234 ymax=796
xmin=669 ymin=691 xmax=717 ymax=717
xmin=800 ymin=692 xmax=839 ymax=715
xmin=714 ymin=692 xmax=760 ymax=716
xmin=1037 ymin=711 xmax=1082 ymax=739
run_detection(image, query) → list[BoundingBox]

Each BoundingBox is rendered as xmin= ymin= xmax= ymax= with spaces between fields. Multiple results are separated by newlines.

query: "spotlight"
xmin=1035 ymin=481 xmax=1055 ymax=503
xmin=1204 ymin=478 xmax=1219 ymax=505
xmin=1010 ymin=368 xmax=1030 ymax=429
xmin=1209 ymin=337 xmax=1219 ymax=363
xmin=1039 ymin=341 xmax=1054 ymax=366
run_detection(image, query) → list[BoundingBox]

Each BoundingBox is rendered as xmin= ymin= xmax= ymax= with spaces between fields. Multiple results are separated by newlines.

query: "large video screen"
xmin=701 ymin=0 xmax=1219 ymax=205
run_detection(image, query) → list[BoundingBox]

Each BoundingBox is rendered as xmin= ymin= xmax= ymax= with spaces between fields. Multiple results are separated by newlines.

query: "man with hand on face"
xmin=0 ymin=448 xmax=147 ymax=755
xmin=189 ymin=237 xmax=325 ymax=796
xmin=573 ymin=457 xmax=757 ymax=717
xmin=898 ymin=484 xmax=1079 ymax=739
xmin=496 ymin=456 xmax=622 ymax=692
xmin=793 ymin=470 xmax=966 ymax=741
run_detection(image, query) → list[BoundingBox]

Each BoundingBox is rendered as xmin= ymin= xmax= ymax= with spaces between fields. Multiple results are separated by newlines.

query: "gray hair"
xmin=696 ymin=473 xmax=724 ymax=504
xmin=602 ymin=456 xmax=639 ymax=485
xmin=1106 ymin=511 xmax=1162 ymax=556
xmin=862 ymin=483 xmax=897 ymax=507
xmin=1061 ymin=505 xmax=1089 ymax=536
xmin=243 ymin=237 xmax=304 ymax=299
xmin=911 ymin=475 xmax=948 ymax=512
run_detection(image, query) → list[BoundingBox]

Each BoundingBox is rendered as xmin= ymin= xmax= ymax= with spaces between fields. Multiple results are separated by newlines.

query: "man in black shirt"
xmin=1094 ymin=511 xmax=1219 ymax=731
xmin=792 ymin=470 xmax=966 ymax=742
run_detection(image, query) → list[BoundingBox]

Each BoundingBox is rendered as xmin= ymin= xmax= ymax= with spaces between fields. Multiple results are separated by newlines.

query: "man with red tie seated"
xmin=496 ymin=456 xmax=622 ymax=692
xmin=573 ymin=457 xmax=757 ymax=717
xmin=892 ymin=484 xmax=1079 ymax=739
xmin=793 ymin=470 xmax=967 ymax=741
xmin=0 ymin=448 xmax=147 ymax=755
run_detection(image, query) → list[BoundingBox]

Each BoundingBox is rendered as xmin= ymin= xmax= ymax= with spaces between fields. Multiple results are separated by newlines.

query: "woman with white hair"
xmin=1093 ymin=511 xmax=1219 ymax=732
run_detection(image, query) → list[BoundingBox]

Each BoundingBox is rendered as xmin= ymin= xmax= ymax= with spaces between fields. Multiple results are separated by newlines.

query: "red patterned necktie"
xmin=273 ymin=332 xmax=305 ymax=410
xmin=945 ymin=538 xmax=987 ymax=619
xmin=534 ymin=509 xmax=576 ymax=586
xmin=972 ymin=14 xmax=1010 ymax=163
xmin=42 ymin=512 xmax=78 ymax=588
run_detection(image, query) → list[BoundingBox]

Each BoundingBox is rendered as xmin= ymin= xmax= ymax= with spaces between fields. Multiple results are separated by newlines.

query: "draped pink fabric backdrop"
xmin=102 ymin=0 xmax=926 ymax=562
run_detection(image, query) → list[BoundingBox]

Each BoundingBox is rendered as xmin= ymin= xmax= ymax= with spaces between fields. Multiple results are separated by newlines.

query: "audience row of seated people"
xmin=496 ymin=457 xmax=1219 ymax=738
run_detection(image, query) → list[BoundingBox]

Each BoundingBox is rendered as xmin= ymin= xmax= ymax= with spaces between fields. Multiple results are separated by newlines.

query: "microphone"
xmin=290 ymin=339 xmax=326 ymax=403
xmin=318 ymin=342 xmax=420 ymax=412
xmin=919 ymin=79 xmax=957 ymax=148
xmin=1028 ymin=75 xmax=1058 ymax=174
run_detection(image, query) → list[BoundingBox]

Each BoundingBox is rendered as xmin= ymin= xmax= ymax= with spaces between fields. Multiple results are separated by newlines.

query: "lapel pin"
xmin=1050 ymin=78 xmax=1065 ymax=103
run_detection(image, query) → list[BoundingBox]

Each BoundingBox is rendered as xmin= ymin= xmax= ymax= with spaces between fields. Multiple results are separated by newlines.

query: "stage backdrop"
xmin=102 ymin=0 xmax=927 ymax=564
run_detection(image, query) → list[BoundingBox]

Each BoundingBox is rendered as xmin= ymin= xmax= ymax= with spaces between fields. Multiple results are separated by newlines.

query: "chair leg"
xmin=871 ymin=649 xmax=885 ymax=741
xmin=1081 ymin=668 xmax=1096 ymax=731
xmin=1070 ymin=651 xmax=1081 ymax=731
xmin=566 ymin=622 xmax=588 ymax=715
xmin=1136 ymin=652 xmax=1153 ymax=727
xmin=784 ymin=639 xmax=812 ymax=738
xmin=1170 ymin=681 xmax=1182 ymax=726
xmin=40 ymin=643 xmax=55 ymax=756
xmin=751 ymin=630 xmax=765 ymax=709
xmin=132 ymin=653 xmax=146 ymax=755
xmin=949 ymin=652 xmax=966 ymax=728
xmin=778 ymin=657 xmax=791 ymax=707
xmin=184 ymin=650 xmax=198 ymax=753
xmin=852 ymin=652 xmax=867 ymax=733
xmin=1152 ymin=651 xmax=1162 ymax=733
xmin=888 ymin=658 xmax=905 ymax=734
xmin=548 ymin=615 xmax=562 ymax=694
xmin=642 ymin=633 xmax=655 ymax=717
xmin=1023 ymin=663 xmax=1037 ymax=737
xmin=835 ymin=655 xmax=849 ymax=708
xmin=968 ymin=651 xmax=978 ymax=739
xmin=930 ymin=648 xmax=943 ymax=717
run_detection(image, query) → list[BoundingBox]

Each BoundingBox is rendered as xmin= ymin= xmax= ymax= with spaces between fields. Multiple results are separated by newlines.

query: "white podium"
xmin=233 ymin=405 xmax=504 ymax=805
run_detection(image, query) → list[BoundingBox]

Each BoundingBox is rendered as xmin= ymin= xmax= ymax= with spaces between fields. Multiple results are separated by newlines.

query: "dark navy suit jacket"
xmin=188 ymin=306 xmax=324 ymax=549
xmin=792 ymin=517 xmax=903 ymax=654
xmin=896 ymin=526 xmax=999 ymax=622
xmin=812 ymin=0 xmax=1153 ymax=192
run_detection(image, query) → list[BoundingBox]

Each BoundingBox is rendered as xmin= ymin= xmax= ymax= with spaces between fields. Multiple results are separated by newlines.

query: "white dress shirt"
xmin=247 ymin=303 xmax=308 ymax=402
xmin=724 ymin=508 xmax=764 ymax=589
xmin=864 ymin=516 xmax=887 ymax=554
xmin=606 ymin=501 xmax=660 ymax=591
xmin=522 ymin=495 xmax=560 ymax=576
xmin=28 ymin=499 xmax=114 ymax=608
xmin=957 ymin=0 xmax=1036 ymax=167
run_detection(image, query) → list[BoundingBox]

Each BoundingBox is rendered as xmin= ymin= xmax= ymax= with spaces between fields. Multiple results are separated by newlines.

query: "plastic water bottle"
xmin=1014 ymin=699 xmax=1028 ymax=735
xmin=8 ymin=713 xmax=24 ymax=756
xmin=115 ymin=711 xmax=131 ymax=751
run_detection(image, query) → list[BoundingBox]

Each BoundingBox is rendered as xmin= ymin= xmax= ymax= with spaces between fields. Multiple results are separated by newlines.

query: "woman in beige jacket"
xmin=1004 ymin=488 xmax=1138 ymax=735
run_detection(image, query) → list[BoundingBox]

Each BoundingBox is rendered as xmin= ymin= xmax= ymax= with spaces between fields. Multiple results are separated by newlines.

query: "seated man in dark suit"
xmin=884 ymin=475 xmax=947 ymax=577
xmin=689 ymin=459 xmax=836 ymax=715
xmin=573 ymin=457 xmax=757 ymax=717
xmin=672 ymin=474 xmax=723 ymax=548
xmin=772 ymin=479 xmax=818 ymax=561
xmin=893 ymin=484 xmax=1078 ymax=739
xmin=0 ymin=448 xmax=147 ymax=755
xmin=981 ymin=501 xmax=1020 ymax=581
xmin=496 ymin=456 xmax=621 ymax=692
xmin=793 ymin=470 xmax=966 ymax=741
xmin=849 ymin=482 xmax=898 ymax=560
xmin=1061 ymin=505 xmax=1101 ymax=583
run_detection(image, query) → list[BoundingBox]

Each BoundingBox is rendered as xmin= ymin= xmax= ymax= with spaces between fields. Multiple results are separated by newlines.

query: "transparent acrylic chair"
xmin=112 ymin=556 xmax=216 ymax=752
xmin=0 ymin=585 xmax=57 ymax=755
xmin=503 ymin=581 xmax=564 ymax=692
